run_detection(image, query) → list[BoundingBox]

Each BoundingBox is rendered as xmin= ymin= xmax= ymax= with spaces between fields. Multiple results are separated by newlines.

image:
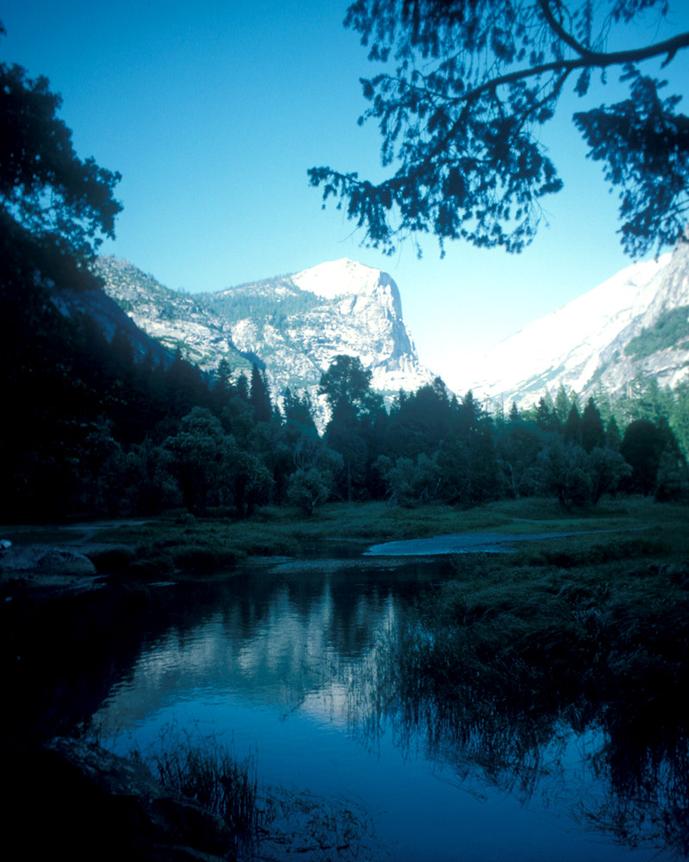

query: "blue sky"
xmin=2 ymin=0 xmax=688 ymax=389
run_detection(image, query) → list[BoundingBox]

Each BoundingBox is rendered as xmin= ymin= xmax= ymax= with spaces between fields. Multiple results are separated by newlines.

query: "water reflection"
xmin=92 ymin=562 xmax=688 ymax=861
xmin=345 ymin=602 xmax=689 ymax=858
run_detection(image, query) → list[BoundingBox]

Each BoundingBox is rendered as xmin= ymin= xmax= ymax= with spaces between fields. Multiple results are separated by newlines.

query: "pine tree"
xmin=535 ymin=395 xmax=559 ymax=434
xmin=236 ymin=373 xmax=249 ymax=401
xmin=249 ymin=364 xmax=272 ymax=422
xmin=282 ymin=388 xmax=318 ymax=441
xmin=581 ymin=397 xmax=605 ymax=453
xmin=564 ymin=404 xmax=582 ymax=445
xmin=620 ymin=418 xmax=665 ymax=494
xmin=606 ymin=417 xmax=622 ymax=452
xmin=554 ymin=386 xmax=572 ymax=424
xmin=309 ymin=1 xmax=689 ymax=259
xmin=670 ymin=382 xmax=689 ymax=458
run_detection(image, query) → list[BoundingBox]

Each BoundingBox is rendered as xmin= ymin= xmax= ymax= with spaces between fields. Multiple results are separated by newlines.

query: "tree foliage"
xmin=1 ymin=32 xmax=121 ymax=262
xmin=309 ymin=0 xmax=689 ymax=258
xmin=319 ymin=354 xmax=373 ymax=415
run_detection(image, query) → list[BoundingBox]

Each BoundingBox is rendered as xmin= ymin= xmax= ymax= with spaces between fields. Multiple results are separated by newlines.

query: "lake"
xmin=87 ymin=556 xmax=685 ymax=861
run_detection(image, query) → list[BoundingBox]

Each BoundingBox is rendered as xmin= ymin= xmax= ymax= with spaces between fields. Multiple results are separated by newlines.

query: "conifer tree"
xmin=554 ymin=386 xmax=572 ymax=424
xmin=564 ymin=404 xmax=582 ymax=445
xmin=309 ymin=0 xmax=689 ymax=259
xmin=236 ymin=373 xmax=249 ymax=401
xmin=581 ymin=397 xmax=605 ymax=452
xmin=249 ymin=364 xmax=272 ymax=422
xmin=606 ymin=417 xmax=622 ymax=452
xmin=620 ymin=418 xmax=665 ymax=494
xmin=535 ymin=395 xmax=559 ymax=434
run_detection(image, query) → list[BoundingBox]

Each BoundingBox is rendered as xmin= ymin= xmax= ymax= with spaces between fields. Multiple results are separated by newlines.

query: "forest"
xmin=2 ymin=278 xmax=688 ymax=523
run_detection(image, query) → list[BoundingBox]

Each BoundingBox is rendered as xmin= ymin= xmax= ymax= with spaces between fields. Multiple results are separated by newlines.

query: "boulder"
xmin=0 ymin=545 xmax=97 ymax=576
xmin=36 ymin=738 xmax=233 ymax=861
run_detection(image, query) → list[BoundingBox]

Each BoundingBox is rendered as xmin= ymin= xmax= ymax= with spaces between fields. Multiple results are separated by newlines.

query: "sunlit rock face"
xmin=97 ymin=256 xmax=434 ymax=426
xmin=94 ymin=257 xmax=253 ymax=373
xmin=463 ymin=241 xmax=689 ymax=408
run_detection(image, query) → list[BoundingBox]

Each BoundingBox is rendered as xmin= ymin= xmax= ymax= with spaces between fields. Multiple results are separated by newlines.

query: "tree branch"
xmin=538 ymin=0 xmax=596 ymax=58
xmin=463 ymin=29 xmax=689 ymax=103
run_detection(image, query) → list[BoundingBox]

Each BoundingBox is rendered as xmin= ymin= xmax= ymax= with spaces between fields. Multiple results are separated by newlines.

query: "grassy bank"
xmin=1 ymin=495 xmax=679 ymax=576
xmin=372 ymin=497 xmax=689 ymax=725
xmin=92 ymin=495 xmax=689 ymax=574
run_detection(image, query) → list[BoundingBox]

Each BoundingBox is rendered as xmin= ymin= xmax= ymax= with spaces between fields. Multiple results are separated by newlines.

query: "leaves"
xmin=574 ymin=70 xmax=689 ymax=258
xmin=0 ymin=60 xmax=121 ymax=258
xmin=310 ymin=0 xmax=689 ymax=258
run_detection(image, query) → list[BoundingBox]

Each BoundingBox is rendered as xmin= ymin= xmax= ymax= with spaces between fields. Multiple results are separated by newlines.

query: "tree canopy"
xmin=309 ymin=0 xmax=689 ymax=259
xmin=0 ymin=23 xmax=121 ymax=265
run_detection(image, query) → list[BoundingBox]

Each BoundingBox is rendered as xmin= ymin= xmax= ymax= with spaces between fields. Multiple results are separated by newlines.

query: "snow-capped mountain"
xmin=463 ymin=240 xmax=689 ymax=408
xmin=96 ymin=257 xmax=434 ymax=420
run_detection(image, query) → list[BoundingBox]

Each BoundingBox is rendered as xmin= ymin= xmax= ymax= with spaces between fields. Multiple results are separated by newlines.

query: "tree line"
xmin=3 ymin=296 xmax=686 ymax=521
xmin=314 ymin=358 xmax=689 ymax=510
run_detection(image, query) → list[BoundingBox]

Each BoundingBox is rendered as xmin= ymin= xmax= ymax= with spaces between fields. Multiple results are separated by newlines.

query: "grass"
xmin=127 ymin=729 xmax=379 ymax=860
xmin=74 ymin=495 xmax=687 ymax=576
xmin=353 ymin=509 xmax=689 ymax=854
xmin=133 ymin=729 xmax=259 ymax=849
xmin=370 ymin=504 xmax=689 ymax=768
xmin=3 ymin=495 xmax=687 ymax=581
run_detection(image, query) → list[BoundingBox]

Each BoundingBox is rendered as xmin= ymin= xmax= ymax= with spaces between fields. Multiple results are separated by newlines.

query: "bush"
xmin=286 ymin=466 xmax=333 ymax=515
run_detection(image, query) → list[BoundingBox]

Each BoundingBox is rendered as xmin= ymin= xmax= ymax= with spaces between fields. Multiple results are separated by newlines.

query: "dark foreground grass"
xmin=396 ymin=498 xmax=689 ymax=724
xmin=128 ymin=730 xmax=379 ymax=861
xmin=138 ymin=731 xmax=259 ymax=846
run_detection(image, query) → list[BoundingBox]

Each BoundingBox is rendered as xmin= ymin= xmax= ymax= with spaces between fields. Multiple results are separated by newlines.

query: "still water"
xmin=92 ymin=559 xmax=683 ymax=861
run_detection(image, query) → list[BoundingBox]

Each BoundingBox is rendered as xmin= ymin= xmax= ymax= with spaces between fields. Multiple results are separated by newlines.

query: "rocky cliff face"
xmin=464 ymin=241 xmax=689 ymax=408
xmin=94 ymin=257 xmax=253 ymax=372
xmin=96 ymin=256 xmax=434 ymax=420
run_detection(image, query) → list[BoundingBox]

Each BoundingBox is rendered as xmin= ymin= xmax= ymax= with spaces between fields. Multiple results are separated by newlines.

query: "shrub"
xmin=286 ymin=466 xmax=333 ymax=515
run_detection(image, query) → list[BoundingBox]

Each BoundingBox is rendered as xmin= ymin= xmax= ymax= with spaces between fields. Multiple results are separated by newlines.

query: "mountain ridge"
xmin=96 ymin=256 xmax=435 ymax=424
xmin=461 ymin=242 xmax=689 ymax=407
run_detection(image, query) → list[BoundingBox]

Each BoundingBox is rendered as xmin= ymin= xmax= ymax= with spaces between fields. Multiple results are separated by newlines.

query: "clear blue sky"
xmin=2 ymin=0 xmax=688 ymax=389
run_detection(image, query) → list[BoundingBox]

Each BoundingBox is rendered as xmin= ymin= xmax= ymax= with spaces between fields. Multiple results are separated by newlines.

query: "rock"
xmin=97 ymin=255 xmax=434 ymax=432
xmin=36 ymin=549 xmax=98 ymax=576
xmin=39 ymin=738 xmax=232 ymax=861
xmin=0 ymin=545 xmax=96 ymax=576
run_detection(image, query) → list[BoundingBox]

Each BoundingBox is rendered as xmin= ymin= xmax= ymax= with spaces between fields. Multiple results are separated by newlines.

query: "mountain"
xmin=96 ymin=257 xmax=434 ymax=420
xmin=463 ymin=241 xmax=689 ymax=408
xmin=93 ymin=258 xmax=254 ymax=372
xmin=49 ymin=277 xmax=173 ymax=367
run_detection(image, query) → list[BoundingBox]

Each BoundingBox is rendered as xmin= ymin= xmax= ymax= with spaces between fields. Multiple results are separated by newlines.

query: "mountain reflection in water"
xmin=92 ymin=562 xmax=688 ymax=862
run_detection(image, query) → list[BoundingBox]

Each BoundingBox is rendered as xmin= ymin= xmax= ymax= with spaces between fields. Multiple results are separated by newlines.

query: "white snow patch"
xmin=292 ymin=258 xmax=384 ymax=298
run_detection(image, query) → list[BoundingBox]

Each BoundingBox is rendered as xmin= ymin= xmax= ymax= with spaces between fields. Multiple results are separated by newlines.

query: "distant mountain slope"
xmin=464 ymin=241 xmax=689 ymax=407
xmin=97 ymin=257 xmax=434 ymax=418
xmin=49 ymin=278 xmax=173 ymax=367
xmin=95 ymin=258 xmax=254 ymax=372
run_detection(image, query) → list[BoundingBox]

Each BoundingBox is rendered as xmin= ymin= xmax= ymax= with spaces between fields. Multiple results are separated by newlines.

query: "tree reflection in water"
xmin=344 ymin=612 xmax=689 ymax=857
